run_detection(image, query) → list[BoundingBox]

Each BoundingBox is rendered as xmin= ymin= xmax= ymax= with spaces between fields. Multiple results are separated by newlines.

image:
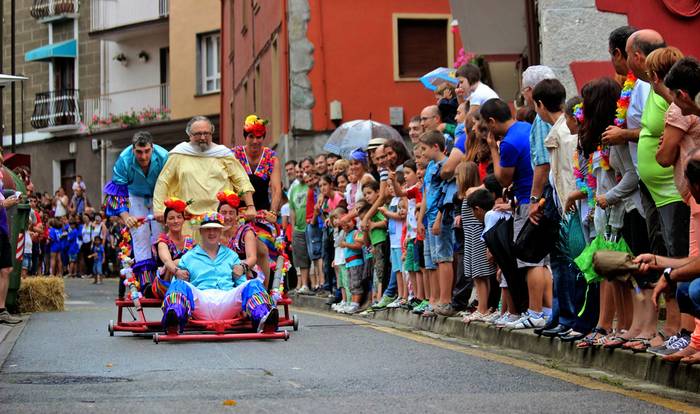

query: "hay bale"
xmin=17 ymin=276 xmax=65 ymax=312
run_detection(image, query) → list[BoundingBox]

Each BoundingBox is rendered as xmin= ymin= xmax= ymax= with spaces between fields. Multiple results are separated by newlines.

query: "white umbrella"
xmin=324 ymin=119 xmax=405 ymax=159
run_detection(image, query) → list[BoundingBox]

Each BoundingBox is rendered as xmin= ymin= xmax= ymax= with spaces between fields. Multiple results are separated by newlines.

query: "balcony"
xmin=84 ymin=84 xmax=171 ymax=132
xmin=30 ymin=89 xmax=82 ymax=132
xmin=30 ymin=0 xmax=79 ymax=23
xmin=90 ymin=0 xmax=169 ymax=41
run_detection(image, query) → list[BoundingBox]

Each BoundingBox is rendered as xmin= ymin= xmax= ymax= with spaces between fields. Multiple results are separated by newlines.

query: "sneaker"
xmin=496 ymin=313 xmax=520 ymax=327
xmin=412 ymin=300 xmax=430 ymax=314
xmin=297 ymin=286 xmax=312 ymax=295
xmin=372 ymin=295 xmax=397 ymax=310
xmin=342 ymin=303 xmax=359 ymax=314
xmin=434 ymin=303 xmax=456 ymax=317
xmin=386 ymin=297 xmax=403 ymax=309
xmin=0 ymin=310 xmax=21 ymax=324
xmin=483 ymin=311 xmax=503 ymax=324
xmin=421 ymin=304 xmax=436 ymax=317
xmin=507 ymin=315 xmax=546 ymax=330
xmin=408 ymin=297 xmax=422 ymax=308
xmin=456 ymin=310 xmax=471 ymax=318
xmin=649 ymin=331 xmax=691 ymax=357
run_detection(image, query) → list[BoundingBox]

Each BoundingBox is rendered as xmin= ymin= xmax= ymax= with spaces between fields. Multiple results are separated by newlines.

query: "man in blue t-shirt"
xmin=482 ymin=98 xmax=550 ymax=330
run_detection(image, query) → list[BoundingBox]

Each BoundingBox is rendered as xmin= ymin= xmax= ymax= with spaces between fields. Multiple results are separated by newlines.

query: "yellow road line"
xmin=297 ymin=308 xmax=700 ymax=414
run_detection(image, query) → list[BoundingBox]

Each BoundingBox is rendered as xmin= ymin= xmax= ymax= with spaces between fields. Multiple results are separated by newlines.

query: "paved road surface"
xmin=0 ymin=279 xmax=682 ymax=413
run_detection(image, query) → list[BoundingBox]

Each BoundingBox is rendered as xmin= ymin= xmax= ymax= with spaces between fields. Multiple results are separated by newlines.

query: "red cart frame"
xmin=108 ymin=296 xmax=298 ymax=343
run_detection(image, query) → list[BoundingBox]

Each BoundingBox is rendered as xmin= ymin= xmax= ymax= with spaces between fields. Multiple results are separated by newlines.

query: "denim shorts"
xmin=424 ymin=219 xmax=455 ymax=269
xmin=390 ymin=247 xmax=403 ymax=274
xmin=22 ymin=254 xmax=32 ymax=270
xmin=93 ymin=262 xmax=103 ymax=275
xmin=305 ymin=224 xmax=323 ymax=261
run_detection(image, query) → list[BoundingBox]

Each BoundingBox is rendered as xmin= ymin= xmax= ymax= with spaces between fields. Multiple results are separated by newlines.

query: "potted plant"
xmin=138 ymin=51 xmax=149 ymax=63
xmin=113 ymin=53 xmax=128 ymax=67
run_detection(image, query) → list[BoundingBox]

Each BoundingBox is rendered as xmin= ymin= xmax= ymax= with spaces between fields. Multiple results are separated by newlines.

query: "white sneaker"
xmin=492 ymin=312 xmax=510 ymax=326
xmin=331 ymin=303 xmax=340 ymax=311
xmin=297 ymin=286 xmax=311 ymax=295
xmin=508 ymin=315 xmax=546 ymax=330
xmin=342 ymin=303 xmax=359 ymax=314
xmin=504 ymin=313 xmax=529 ymax=328
xmin=463 ymin=311 xmax=486 ymax=323
xmin=483 ymin=311 xmax=502 ymax=324
xmin=386 ymin=298 xmax=402 ymax=309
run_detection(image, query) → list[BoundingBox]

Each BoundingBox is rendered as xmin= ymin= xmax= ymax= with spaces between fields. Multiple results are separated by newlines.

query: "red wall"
xmin=307 ymin=0 xmax=461 ymax=131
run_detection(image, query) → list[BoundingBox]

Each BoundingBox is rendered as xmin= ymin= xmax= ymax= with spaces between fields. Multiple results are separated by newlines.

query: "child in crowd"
xmin=305 ymin=172 xmax=325 ymax=292
xmin=66 ymin=220 xmax=81 ymax=278
xmin=333 ymin=159 xmax=350 ymax=178
xmin=330 ymin=207 xmax=351 ymax=312
xmin=48 ymin=219 xmax=63 ymax=276
xmin=361 ymin=180 xmax=388 ymax=306
xmin=335 ymin=173 xmax=348 ymax=194
xmin=380 ymin=180 xmax=408 ymax=308
xmin=338 ymin=213 xmax=365 ymax=314
xmin=89 ymin=235 xmax=105 ymax=284
xmin=418 ymin=130 xmax=455 ymax=317
xmin=412 ymin=161 xmax=431 ymax=314
xmin=462 ymin=177 xmax=498 ymax=323
xmin=72 ymin=175 xmax=86 ymax=192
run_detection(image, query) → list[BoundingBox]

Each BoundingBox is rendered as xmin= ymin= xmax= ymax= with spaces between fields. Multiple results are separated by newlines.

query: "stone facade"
xmin=538 ymin=0 xmax=627 ymax=96
xmin=287 ymin=0 xmax=315 ymax=133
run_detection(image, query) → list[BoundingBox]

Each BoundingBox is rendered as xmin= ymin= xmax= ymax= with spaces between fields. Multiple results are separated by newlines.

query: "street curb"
xmin=0 ymin=315 xmax=30 ymax=370
xmin=291 ymin=294 xmax=700 ymax=394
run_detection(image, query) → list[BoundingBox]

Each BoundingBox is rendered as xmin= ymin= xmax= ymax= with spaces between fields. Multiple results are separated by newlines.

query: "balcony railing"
xmin=84 ymin=84 xmax=171 ymax=131
xmin=31 ymin=89 xmax=81 ymax=130
xmin=90 ymin=0 xmax=169 ymax=32
xmin=30 ymin=0 xmax=79 ymax=21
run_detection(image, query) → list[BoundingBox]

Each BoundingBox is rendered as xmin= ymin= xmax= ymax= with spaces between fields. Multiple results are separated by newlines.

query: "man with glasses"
xmin=103 ymin=131 xmax=168 ymax=295
xmin=154 ymin=116 xmax=255 ymax=235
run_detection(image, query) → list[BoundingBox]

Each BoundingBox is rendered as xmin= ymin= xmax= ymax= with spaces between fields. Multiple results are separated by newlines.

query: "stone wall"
xmin=287 ymin=0 xmax=315 ymax=132
xmin=538 ymin=0 xmax=627 ymax=96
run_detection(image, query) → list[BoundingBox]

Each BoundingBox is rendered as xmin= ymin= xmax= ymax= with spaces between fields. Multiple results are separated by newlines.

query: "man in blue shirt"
xmin=103 ymin=131 xmax=168 ymax=295
xmin=483 ymin=98 xmax=551 ymax=330
xmin=162 ymin=212 xmax=278 ymax=333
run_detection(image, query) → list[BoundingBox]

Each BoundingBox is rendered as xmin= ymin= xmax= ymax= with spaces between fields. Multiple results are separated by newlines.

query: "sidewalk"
xmin=0 ymin=316 xmax=29 ymax=370
xmin=291 ymin=294 xmax=700 ymax=395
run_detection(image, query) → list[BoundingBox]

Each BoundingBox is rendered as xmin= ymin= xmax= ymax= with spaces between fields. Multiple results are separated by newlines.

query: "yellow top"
xmin=153 ymin=152 xmax=254 ymax=216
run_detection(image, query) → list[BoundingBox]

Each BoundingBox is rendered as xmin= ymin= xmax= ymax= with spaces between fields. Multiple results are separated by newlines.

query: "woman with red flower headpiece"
xmin=217 ymin=191 xmax=271 ymax=280
xmin=149 ymin=198 xmax=196 ymax=298
xmin=232 ymin=115 xmax=282 ymax=222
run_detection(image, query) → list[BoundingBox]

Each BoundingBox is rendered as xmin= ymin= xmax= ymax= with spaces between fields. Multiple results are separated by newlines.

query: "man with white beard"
xmin=154 ymin=116 xmax=256 ymax=235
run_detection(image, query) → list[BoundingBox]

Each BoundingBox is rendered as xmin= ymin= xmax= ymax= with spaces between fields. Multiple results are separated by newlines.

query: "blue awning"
xmin=25 ymin=40 xmax=77 ymax=62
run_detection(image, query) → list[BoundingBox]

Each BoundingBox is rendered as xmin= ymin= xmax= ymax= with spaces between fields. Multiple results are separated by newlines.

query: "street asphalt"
xmin=0 ymin=278 xmax=682 ymax=413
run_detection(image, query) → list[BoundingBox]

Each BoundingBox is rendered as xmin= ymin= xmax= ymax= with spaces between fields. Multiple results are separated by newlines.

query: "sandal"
xmin=603 ymin=336 xmax=629 ymax=349
xmin=576 ymin=327 xmax=607 ymax=349
xmin=594 ymin=332 xmax=617 ymax=347
xmin=626 ymin=335 xmax=655 ymax=353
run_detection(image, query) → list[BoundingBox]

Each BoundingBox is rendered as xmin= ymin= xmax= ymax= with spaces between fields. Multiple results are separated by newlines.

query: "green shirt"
xmin=369 ymin=211 xmax=387 ymax=245
xmin=637 ymin=90 xmax=681 ymax=207
xmin=288 ymin=183 xmax=309 ymax=233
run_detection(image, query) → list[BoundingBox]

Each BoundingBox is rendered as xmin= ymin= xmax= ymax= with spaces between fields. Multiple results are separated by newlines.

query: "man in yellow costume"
xmin=154 ymin=116 xmax=256 ymax=230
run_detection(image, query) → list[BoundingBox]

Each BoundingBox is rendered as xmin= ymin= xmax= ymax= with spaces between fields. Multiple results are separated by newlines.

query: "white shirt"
xmin=388 ymin=197 xmax=403 ymax=248
xmin=468 ymin=82 xmax=499 ymax=106
xmin=627 ymin=79 xmax=651 ymax=169
xmin=280 ymin=203 xmax=290 ymax=218
xmin=24 ymin=231 xmax=33 ymax=253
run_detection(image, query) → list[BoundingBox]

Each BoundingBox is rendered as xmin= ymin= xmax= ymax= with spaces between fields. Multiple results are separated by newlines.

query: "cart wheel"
xmin=108 ymin=320 xmax=114 ymax=337
xmin=153 ymin=333 xmax=159 ymax=344
xmin=293 ymin=314 xmax=299 ymax=331
xmin=284 ymin=330 xmax=290 ymax=341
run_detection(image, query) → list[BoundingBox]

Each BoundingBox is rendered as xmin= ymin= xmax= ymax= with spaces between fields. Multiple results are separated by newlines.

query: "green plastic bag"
xmin=574 ymin=234 xmax=632 ymax=284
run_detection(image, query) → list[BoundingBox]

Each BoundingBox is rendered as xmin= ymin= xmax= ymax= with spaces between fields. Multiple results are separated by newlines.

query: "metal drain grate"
xmin=11 ymin=375 xmax=132 ymax=385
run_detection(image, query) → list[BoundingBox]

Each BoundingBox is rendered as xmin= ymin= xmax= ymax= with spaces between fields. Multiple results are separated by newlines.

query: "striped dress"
xmin=462 ymin=198 xmax=496 ymax=278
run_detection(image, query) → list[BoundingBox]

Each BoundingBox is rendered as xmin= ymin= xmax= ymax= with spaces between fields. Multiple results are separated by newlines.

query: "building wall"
xmin=225 ymin=0 xmax=287 ymax=147
xmin=305 ymin=0 xmax=460 ymax=132
xmin=538 ymin=0 xmax=626 ymax=96
xmin=169 ymin=0 xmax=221 ymax=121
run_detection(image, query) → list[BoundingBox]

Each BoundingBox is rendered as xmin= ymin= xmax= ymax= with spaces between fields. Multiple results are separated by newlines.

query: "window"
xmin=60 ymin=159 xmax=76 ymax=198
xmin=198 ymin=32 xmax=221 ymax=94
xmin=393 ymin=14 xmax=453 ymax=80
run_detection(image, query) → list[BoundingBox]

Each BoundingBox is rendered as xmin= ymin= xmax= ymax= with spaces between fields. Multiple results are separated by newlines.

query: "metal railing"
xmin=84 ymin=83 xmax=170 ymax=125
xmin=91 ymin=0 xmax=169 ymax=32
xmin=30 ymin=89 xmax=81 ymax=130
xmin=30 ymin=0 xmax=79 ymax=19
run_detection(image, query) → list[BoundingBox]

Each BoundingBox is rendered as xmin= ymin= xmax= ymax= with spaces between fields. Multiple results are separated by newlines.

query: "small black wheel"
xmin=284 ymin=330 xmax=290 ymax=341
xmin=293 ymin=314 xmax=299 ymax=331
xmin=153 ymin=333 xmax=159 ymax=344
xmin=108 ymin=320 xmax=114 ymax=337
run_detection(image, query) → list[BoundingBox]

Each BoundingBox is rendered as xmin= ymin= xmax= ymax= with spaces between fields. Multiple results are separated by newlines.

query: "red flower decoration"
xmin=164 ymin=198 xmax=190 ymax=214
xmin=217 ymin=191 xmax=241 ymax=208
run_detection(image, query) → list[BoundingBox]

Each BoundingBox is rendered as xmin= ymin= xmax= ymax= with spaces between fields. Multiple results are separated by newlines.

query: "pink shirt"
xmin=666 ymin=103 xmax=700 ymax=202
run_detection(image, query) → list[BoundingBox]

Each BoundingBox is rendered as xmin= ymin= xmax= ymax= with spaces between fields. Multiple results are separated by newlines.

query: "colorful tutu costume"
xmin=103 ymin=144 xmax=169 ymax=293
xmin=150 ymin=233 xmax=195 ymax=298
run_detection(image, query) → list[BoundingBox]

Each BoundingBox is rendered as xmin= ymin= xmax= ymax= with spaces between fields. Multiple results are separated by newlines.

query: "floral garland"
xmin=573 ymin=103 xmax=584 ymax=123
xmin=614 ymin=71 xmax=637 ymax=128
xmin=573 ymin=146 xmax=610 ymax=208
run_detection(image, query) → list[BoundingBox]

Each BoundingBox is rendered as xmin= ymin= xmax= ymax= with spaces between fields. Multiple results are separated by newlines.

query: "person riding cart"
xmin=161 ymin=212 xmax=278 ymax=333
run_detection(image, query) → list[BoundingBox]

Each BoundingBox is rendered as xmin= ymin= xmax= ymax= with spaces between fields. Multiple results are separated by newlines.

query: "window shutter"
xmin=397 ymin=19 xmax=447 ymax=78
